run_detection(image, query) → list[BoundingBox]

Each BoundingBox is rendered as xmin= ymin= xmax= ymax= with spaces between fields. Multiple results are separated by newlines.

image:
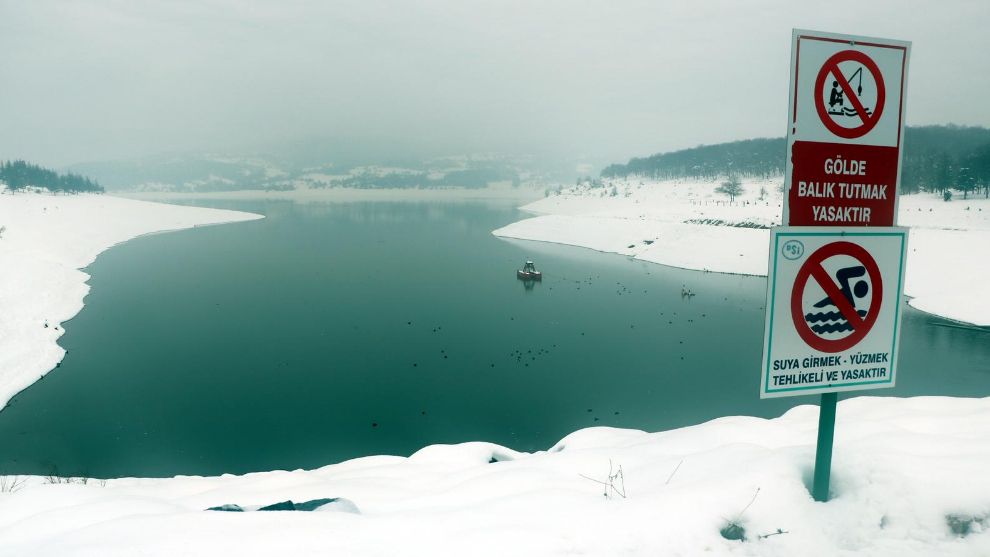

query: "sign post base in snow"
xmin=812 ymin=392 xmax=837 ymax=502
xmin=761 ymin=226 xmax=909 ymax=502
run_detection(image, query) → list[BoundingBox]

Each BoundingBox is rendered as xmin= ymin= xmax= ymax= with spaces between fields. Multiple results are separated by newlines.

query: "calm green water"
xmin=0 ymin=199 xmax=987 ymax=478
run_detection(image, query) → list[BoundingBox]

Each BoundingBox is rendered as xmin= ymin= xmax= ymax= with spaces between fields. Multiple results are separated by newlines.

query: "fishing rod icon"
xmin=827 ymin=66 xmax=873 ymax=118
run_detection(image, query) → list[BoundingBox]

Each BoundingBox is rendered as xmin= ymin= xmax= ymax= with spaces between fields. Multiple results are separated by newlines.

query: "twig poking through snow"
xmin=665 ymin=459 xmax=683 ymax=485
xmin=579 ymin=459 xmax=627 ymax=499
xmin=738 ymin=487 xmax=760 ymax=518
xmin=0 ymin=476 xmax=26 ymax=493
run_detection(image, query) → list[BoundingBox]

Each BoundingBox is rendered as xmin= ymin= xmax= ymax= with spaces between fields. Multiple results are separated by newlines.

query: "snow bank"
xmin=0 ymin=397 xmax=988 ymax=556
xmin=493 ymin=179 xmax=990 ymax=325
xmin=0 ymin=191 xmax=262 ymax=409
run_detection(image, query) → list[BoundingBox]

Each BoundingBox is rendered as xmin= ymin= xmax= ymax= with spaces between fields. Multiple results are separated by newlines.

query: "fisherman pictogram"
xmin=827 ymin=66 xmax=872 ymax=118
xmin=814 ymin=50 xmax=886 ymax=139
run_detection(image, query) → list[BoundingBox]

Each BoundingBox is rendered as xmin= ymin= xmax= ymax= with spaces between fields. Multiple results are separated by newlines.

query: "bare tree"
xmin=716 ymin=176 xmax=744 ymax=203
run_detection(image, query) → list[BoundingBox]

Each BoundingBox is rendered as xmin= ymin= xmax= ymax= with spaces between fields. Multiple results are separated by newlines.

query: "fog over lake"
xmin=2 ymin=0 xmax=987 ymax=169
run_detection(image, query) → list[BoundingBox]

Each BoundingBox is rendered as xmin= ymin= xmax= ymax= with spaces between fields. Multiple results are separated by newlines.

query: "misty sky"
xmin=2 ymin=0 xmax=988 ymax=168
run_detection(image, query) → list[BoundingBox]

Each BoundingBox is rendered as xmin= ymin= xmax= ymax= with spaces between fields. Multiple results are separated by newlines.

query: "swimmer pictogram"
xmin=805 ymin=265 xmax=869 ymax=334
xmin=790 ymin=241 xmax=883 ymax=353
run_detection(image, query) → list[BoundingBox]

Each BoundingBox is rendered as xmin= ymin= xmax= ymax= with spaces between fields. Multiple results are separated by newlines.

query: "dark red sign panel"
xmin=788 ymin=141 xmax=899 ymax=226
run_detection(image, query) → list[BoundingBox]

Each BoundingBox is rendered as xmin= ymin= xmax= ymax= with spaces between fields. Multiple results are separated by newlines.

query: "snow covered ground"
xmin=0 ymin=190 xmax=262 ymax=411
xmin=0 ymin=396 xmax=988 ymax=556
xmin=493 ymin=178 xmax=990 ymax=326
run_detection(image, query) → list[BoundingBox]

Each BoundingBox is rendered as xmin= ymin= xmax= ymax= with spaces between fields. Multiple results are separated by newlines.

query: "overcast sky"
xmin=2 ymin=0 xmax=988 ymax=168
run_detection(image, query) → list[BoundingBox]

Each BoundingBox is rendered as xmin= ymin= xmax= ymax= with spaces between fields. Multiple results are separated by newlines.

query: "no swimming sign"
xmin=760 ymin=227 xmax=908 ymax=398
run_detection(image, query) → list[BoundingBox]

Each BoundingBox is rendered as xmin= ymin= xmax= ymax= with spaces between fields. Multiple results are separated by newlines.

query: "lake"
xmin=0 ymin=198 xmax=987 ymax=478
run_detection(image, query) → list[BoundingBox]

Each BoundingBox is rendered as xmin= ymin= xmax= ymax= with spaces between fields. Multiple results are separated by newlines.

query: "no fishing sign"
xmin=784 ymin=30 xmax=911 ymax=227
xmin=760 ymin=227 xmax=908 ymax=398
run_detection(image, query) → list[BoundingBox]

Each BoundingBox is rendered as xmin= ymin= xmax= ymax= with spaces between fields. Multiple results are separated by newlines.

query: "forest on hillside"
xmin=601 ymin=138 xmax=785 ymax=181
xmin=0 ymin=160 xmax=103 ymax=193
xmin=601 ymin=125 xmax=990 ymax=196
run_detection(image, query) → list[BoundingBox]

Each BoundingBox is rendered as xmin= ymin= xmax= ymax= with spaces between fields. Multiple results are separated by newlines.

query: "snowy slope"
xmin=493 ymin=179 xmax=990 ymax=326
xmin=0 ymin=396 xmax=987 ymax=556
xmin=0 ymin=191 xmax=262 ymax=410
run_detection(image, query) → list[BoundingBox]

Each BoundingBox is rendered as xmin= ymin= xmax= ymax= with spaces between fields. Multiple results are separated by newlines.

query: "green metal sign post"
xmin=812 ymin=392 xmax=838 ymax=502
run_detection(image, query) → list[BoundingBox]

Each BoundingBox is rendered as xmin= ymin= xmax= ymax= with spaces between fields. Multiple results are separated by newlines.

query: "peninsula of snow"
xmin=0 ymin=191 xmax=262 ymax=410
xmin=494 ymin=178 xmax=990 ymax=326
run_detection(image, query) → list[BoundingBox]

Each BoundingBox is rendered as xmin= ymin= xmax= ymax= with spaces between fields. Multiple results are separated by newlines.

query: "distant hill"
xmin=69 ymin=153 xmax=537 ymax=192
xmin=68 ymin=154 xmax=286 ymax=192
xmin=602 ymin=125 xmax=990 ymax=196
xmin=0 ymin=160 xmax=103 ymax=193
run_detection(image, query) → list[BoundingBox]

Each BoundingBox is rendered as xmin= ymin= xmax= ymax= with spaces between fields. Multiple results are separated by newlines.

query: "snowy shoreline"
xmin=0 ymin=191 xmax=262 ymax=411
xmin=493 ymin=178 xmax=990 ymax=326
xmin=1 ymin=396 xmax=988 ymax=556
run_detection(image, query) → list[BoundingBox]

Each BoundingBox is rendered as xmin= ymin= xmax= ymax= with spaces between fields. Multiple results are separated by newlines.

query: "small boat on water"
xmin=517 ymin=260 xmax=542 ymax=281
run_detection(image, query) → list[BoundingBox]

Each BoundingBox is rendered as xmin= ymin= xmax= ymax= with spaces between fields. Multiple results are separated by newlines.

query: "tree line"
xmin=601 ymin=138 xmax=784 ymax=181
xmin=601 ymin=125 xmax=990 ymax=197
xmin=0 ymin=160 xmax=104 ymax=193
xmin=901 ymin=126 xmax=990 ymax=197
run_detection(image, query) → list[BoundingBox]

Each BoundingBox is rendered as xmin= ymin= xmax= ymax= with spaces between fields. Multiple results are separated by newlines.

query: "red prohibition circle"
xmin=814 ymin=50 xmax=886 ymax=139
xmin=790 ymin=241 xmax=883 ymax=353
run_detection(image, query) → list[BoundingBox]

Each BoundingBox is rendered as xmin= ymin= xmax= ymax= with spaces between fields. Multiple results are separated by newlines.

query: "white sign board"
xmin=788 ymin=30 xmax=909 ymax=147
xmin=784 ymin=29 xmax=911 ymax=228
xmin=760 ymin=227 xmax=908 ymax=398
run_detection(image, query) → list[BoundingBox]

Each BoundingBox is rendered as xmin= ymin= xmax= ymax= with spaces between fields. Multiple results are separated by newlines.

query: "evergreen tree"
xmin=0 ymin=160 xmax=104 ymax=193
